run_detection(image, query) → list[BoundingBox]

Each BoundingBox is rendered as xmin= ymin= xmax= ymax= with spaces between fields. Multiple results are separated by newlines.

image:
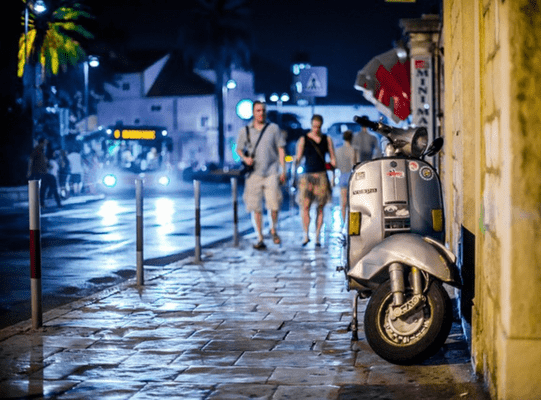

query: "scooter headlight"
xmin=388 ymin=127 xmax=428 ymax=158
xmin=410 ymin=127 xmax=429 ymax=158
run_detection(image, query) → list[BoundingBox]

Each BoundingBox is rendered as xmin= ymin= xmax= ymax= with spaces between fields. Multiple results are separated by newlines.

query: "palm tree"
xmin=18 ymin=0 xmax=93 ymax=144
xmin=18 ymin=0 xmax=93 ymax=78
xmin=180 ymin=0 xmax=252 ymax=166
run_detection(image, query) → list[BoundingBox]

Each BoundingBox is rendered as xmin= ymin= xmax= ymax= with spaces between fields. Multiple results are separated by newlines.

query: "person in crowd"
xmin=67 ymin=147 xmax=83 ymax=195
xmin=47 ymin=149 xmax=60 ymax=199
xmin=294 ymin=114 xmax=336 ymax=247
xmin=57 ymin=150 xmax=71 ymax=199
xmin=236 ymin=100 xmax=286 ymax=250
xmin=27 ymin=137 xmax=62 ymax=207
xmin=335 ymin=130 xmax=357 ymax=224
xmin=352 ymin=126 xmax=382 ymax=162
xmin=82 ymin=143 xmax=99 ymax=194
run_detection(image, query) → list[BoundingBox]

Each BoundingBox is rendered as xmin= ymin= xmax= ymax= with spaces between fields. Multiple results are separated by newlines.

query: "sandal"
xmin=271 ymin=231 xmax=281 ymax=245
xmin=302 ymin=238 xmax=310 ymax=247
xmin=253 ymin=241 xmax=267 ymax=250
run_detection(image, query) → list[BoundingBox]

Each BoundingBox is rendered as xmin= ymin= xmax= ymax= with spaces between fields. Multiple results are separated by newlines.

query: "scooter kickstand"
xmin=351 ymin=292 xmax=359 ymax=341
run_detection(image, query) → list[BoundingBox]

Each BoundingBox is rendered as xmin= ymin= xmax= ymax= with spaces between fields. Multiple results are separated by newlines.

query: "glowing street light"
xmin=33 ymin=0 xmax=47 ymax=13
xmin=84 ymin=56 xmax=99 ymax=132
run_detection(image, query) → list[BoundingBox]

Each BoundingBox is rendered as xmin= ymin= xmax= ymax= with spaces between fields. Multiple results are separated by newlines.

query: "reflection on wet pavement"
xmin=0 ymin=207 xmax=489 ymax=399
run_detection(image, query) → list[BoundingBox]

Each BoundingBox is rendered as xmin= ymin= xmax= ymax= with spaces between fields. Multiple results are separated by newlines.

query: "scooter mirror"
xmin=424 ymin=137 xmax=444 ymax=157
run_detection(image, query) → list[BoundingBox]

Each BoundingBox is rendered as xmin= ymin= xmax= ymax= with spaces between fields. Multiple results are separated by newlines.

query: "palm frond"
xmin=56 ymin=21 xmax=94 ymax=39
xmin=18 ymin=0 xmax=94 ymax=76
xmin=17 ymin=30 xmax=37 ymax=77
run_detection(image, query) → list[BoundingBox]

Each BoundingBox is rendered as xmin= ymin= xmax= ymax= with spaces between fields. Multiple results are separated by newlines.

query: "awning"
xmin=354 ymin=48 xmax=411 ymax=122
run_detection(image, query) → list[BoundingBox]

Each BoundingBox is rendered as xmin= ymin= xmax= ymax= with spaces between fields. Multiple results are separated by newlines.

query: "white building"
xmin=96 ymin=52 xmax=256 ymax=167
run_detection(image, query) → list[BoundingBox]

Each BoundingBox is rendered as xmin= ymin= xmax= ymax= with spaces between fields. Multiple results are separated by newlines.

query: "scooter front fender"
xmin=347 ymin=233 xmax=461 ymax=289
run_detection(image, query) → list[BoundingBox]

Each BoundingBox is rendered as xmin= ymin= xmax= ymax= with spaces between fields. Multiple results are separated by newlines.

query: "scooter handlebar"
xmin=353 ymin=115 xmax=379 ymax=131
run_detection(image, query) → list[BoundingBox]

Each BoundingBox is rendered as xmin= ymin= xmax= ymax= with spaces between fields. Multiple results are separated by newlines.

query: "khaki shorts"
xmin=243 ymin=173 xmax=282 ymax=213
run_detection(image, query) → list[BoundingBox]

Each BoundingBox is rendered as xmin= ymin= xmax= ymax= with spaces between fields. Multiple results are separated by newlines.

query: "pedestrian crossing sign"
xmin=299 ymin=66 xmax=327 ymax=97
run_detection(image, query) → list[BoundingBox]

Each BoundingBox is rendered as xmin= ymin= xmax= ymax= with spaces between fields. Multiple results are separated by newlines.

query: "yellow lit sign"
xmin=113 ymin=129 xmax=156 ymax=140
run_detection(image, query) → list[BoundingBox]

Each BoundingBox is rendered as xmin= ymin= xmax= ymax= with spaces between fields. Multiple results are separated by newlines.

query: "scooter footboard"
xmin=347 ymin=233 xmax=462 ymax=288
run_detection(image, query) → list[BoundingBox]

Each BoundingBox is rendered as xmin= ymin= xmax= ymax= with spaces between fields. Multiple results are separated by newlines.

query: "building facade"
xmin=442 ymin=1 xmax=541 ymax=398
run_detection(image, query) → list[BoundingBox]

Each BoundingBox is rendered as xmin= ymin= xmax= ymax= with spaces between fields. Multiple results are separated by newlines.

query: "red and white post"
xmin=28 ymin=180 xmax=42 ymax=329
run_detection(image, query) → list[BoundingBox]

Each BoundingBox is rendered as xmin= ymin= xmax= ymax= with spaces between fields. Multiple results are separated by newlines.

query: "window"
xmin=122 ymin=83 xmax=130 ymax=91
xmin=151 ymin=105 xmax=162 ymax=112
xmin=201 ymin=116 xmax=209 ymax=128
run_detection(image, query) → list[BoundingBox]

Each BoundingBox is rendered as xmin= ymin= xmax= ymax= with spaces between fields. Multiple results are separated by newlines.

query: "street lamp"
xmin=24 ymin=0 xmax=48 ymax=147
xmin=84 ymin=56 xmax=99 ymax=132
xmin=223 ymin=78 xmax=237 ymax=163
xmin=269 ymin=93 xmax=290 ymax=127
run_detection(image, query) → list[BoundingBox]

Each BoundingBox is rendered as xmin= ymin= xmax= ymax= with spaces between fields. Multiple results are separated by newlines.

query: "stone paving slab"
xmin=0 ymin=213 xmax=490 ymax=399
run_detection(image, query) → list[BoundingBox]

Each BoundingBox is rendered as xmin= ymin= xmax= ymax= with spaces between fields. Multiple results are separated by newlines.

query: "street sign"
xmin=298 ymin=66 xmax=328 ymax=97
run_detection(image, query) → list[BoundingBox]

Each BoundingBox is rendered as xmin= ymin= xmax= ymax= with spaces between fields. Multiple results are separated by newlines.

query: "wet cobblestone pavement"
xmin=0 ymin=210 xmax=490 ymax=399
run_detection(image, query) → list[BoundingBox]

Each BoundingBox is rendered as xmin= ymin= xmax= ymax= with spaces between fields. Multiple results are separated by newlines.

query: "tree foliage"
xmin=18 ymin=0 xmax=94 ymax=78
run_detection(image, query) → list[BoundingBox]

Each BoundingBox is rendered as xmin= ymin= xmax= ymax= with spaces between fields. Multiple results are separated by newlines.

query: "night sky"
xmin=0 ymin=0 xmax=440 ymax=185
xmin=88 ymin=0 xmax=441 ymax=103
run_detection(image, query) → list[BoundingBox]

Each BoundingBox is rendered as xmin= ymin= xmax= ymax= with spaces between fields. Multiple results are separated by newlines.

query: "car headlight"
xmin=158 ymin=176 xmax=170 ymax=186
xmin=103 ymin=174 xmax=117 ymax=188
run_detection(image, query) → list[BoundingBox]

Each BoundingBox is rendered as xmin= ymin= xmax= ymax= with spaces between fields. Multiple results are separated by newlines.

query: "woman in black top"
xmin=295 ymin=114 xmax=336 ymax=246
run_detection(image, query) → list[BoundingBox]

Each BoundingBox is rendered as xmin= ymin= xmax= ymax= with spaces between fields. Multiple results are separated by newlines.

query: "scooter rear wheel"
xmin=364 ymin=279 xmax=452 ymax=365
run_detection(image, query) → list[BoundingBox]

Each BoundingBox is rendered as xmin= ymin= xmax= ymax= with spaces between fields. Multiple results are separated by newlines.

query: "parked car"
xmin=182 ymin=162 xmax=245 ymax=184
xmin=266 ymin=110 xmax=308 ymax=156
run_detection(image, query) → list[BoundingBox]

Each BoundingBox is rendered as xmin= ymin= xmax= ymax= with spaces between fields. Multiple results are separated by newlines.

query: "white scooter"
xmin=338 ymin=116 xmax=461 ymax=365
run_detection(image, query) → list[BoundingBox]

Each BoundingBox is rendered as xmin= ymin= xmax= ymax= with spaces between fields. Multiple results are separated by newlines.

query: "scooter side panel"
xmin=347 ymin=161 xmax=384 ymax=269
xmin=347 ymin=233 xmax=461 ymax=287
xmin=406 ymin=160 xmax=445 ymax=241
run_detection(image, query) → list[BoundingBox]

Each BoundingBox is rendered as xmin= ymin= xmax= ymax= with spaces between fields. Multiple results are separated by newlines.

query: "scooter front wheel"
xmin=364 ymin=279 xmax=452 ymax=365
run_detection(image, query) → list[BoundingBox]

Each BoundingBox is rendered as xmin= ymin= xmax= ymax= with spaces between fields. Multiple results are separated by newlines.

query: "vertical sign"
xmin=411 ymin=57 xmax=434 ymax=143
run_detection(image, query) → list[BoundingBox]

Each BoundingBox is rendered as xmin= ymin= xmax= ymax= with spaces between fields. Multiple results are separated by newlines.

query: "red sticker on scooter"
xmin=409 ymin=161 xmax=419 ymax=172
xmin=387 ymin=170 xmax=405 ymax=178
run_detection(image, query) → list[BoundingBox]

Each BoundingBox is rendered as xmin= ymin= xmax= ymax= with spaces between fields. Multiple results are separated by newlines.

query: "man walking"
xmin=236 ymin=101 xmax=286 ymax=250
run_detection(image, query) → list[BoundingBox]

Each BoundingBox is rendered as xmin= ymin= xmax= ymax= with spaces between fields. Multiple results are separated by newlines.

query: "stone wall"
xmin=443 ymin=0 xmax=541 ymax=398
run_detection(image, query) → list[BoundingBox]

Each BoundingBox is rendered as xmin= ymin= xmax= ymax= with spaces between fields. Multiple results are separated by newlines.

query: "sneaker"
xmin=253 ymin=241 xmax=267 ymax=250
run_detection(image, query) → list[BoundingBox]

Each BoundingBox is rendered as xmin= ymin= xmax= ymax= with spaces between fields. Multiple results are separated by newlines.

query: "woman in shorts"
xmin=295 ymin=114 xmax=336 ymax=246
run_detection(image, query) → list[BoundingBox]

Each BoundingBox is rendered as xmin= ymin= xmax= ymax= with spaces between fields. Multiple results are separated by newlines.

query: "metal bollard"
xmin=231 ymin=177 xmax=239 ymax=247
xmin=194 ymin=180 xmax=201 ymax=262
xmin=28 ymin=180 xmax=42 ymax=329
xmin=136 ymin=178 xmax=144 ymax=286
